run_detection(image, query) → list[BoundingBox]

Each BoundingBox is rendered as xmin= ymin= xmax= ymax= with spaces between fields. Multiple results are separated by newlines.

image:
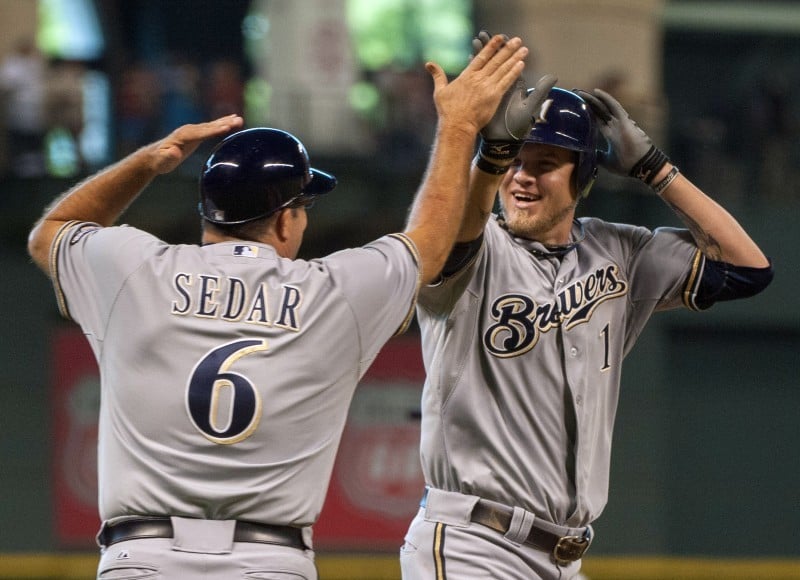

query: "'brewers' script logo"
xmin=484 ymin=264 xmax=628 ymax=358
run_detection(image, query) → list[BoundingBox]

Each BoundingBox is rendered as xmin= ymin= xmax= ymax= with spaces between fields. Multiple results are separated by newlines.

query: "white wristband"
xmin=651 ymin=166 xmax=680 ymax=195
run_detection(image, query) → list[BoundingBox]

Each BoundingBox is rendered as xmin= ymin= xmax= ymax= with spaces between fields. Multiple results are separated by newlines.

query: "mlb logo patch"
xmin=233 ymin=245 xmax=258 ymax=257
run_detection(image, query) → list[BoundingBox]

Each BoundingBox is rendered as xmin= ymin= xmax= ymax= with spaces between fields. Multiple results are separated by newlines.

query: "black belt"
xmin=98 ymin=518 xmax=306 ymax=551
xmin=421 ymin=490 xmax=592 ymax=565
xmin=470 ymin=499 xmax=591 ymax=565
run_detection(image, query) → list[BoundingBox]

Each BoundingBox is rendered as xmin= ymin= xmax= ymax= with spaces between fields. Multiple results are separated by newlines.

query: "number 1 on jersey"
xmin=600 ymin=323 xmax=611 ymax=372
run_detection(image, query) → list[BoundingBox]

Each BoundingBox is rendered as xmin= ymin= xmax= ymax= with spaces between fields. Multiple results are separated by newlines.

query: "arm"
xmin=579 ymin=88 xmax=768 ymax=268
xmin=27 ymin=114 xmax=244 ymax=276
xmin=459 ymin=164 xmax=503 ymax=242
xmin=456 ymin=31 xmax=557 ymax=243
xmin=648 ymin=162 xmax=768 ymax=266
xmin=403 ymin=34 xmax=529 ymax=284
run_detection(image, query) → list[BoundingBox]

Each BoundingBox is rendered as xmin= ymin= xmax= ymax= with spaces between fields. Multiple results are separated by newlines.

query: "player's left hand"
xmin=426 ymin=33 xmax=529 ymax=137
xmin=150 ymin=114 xmax=244 ymax=175
xmin=576 ymin=88 xmax=667 ymax=184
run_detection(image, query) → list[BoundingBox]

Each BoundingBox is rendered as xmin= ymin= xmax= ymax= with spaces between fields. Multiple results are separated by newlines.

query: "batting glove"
xmin=576 ymin=88 xmax=668 ymax=185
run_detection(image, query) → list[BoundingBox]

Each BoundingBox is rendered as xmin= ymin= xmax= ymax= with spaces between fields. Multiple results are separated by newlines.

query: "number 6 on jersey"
xmin=186 ymin=339 xmax=268 ymax=444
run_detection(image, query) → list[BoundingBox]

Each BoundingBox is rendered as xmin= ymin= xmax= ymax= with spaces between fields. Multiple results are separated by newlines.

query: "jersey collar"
xmin=498 ymin=217 xmax=586 ymax=259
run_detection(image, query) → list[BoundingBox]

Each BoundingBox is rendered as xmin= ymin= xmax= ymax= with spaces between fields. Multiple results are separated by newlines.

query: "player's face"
xmin=498 ymin=143 xmax=579 ymax=245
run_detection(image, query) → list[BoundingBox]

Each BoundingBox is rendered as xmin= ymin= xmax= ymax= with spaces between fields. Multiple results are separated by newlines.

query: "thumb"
xmin=425 ymin=61 xmax=447 ymax=90
xmin=525 ymin=74 xmax=558 ymax=117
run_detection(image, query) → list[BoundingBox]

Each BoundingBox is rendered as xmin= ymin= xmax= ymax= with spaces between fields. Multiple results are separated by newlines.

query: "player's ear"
xmin=274 ymin=208 xmax=292 ymax=243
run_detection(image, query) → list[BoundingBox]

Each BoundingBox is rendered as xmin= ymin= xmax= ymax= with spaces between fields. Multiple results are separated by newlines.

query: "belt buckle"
xmin=552 ymin=532 xmax=591 ymax=566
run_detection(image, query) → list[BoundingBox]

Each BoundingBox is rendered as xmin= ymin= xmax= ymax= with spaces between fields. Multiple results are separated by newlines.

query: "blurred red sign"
xmin=51 ymin=326 xmax=101 ymax=548
xmin=314 ymin=336 xmax=426 ymax=549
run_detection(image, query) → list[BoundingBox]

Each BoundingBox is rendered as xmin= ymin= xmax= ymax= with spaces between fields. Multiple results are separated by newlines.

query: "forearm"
xmin=27 ymin=114 xmax=244 ymax=276
xmin=457 ymin=163 xmax=505 ymax=242
xmin=47 ymin=144 xmax=158 ymax=225
xmin=655 ymin=163 xmax=770 ymax=267
xmin=405 ymin=123 xmax=476 ymax=284
xmin=27 ymin=144 xmax=159 ymax=274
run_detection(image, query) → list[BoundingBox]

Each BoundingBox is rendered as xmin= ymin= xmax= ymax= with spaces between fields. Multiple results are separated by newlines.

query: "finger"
xmin=488 ymin=44 xmax=528 ymax=91
xmin=470 ymin=34 xmax=517 ymax=72
xmin=592 ymin=88 xmax=628 ymax=119
xmin=525 ymin=74 xmax=558 ymax=116
xmin=172 ymin=116 xmax=243 ymax=150
xmin=471 ymin=37 xmax=484 ymax=57
xmin=425 ymin=61 xmax=447 ymax=92
xmin=470 ymin=30 xmax=491 ymax=59
xmin=576 ymin=89 xmax=612 ymax=122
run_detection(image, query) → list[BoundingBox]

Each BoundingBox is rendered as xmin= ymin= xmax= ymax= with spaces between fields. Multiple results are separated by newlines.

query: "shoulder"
xmin=580 ymin=216 xmax=649 ymax=239
xmin=57 ymin=222 xmax=170 ymax=274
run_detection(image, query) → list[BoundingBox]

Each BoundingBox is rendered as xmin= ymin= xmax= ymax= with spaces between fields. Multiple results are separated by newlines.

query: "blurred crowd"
xmin=116 ymin=54 xmax=246 ymax=160
xmin=0 ymin=37 xmax=84 ymax=177
xmin=2 ymin=32 xmax=799 ymax=204
xmin=0 ymin=37 xmax=246 ymax=179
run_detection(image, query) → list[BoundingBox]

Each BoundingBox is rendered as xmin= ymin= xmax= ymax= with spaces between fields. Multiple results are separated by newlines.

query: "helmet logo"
xmin=534 ymin=98 xmax=554 ymax=125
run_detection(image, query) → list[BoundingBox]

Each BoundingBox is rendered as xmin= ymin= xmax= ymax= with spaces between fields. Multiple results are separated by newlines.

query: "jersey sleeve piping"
xmin=682 ymin=249 xmax=705 ymax=311
xmin=50 ymin=220 xmax=83 ymax=321
xmin=387 ymin=232 xmax=421 ymax=336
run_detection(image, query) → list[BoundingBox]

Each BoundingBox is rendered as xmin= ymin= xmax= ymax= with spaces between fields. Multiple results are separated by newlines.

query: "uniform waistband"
xmin=97 ymin=517 xmax=307 ymax=551
xmin=420 ymin=487 xmax=593 ymax=565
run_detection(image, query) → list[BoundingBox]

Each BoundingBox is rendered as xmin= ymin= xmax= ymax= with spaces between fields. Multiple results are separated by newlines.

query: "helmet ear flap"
xmin=576 ymin=150 xmax=598 ymax=198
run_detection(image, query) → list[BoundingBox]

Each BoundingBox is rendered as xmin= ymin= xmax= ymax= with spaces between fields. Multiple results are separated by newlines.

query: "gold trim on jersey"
xmin=50 ymin=220 xmax=83 ymax=321
xmin=682 ymin=250 xmax=705 ymax=311
xmin=388 ymin=233 xmax=421 ymax=336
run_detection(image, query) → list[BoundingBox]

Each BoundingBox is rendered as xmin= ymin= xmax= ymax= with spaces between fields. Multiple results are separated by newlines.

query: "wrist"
xmin=474 ymin=152 xmax=514 ymax=175
xmin=629 ymin=145 xmax=669 ymax=185
xmin=479 ymin=137 xmax=521 ymax=161
xmin=651 ymin=165 xmax=680 ymax=195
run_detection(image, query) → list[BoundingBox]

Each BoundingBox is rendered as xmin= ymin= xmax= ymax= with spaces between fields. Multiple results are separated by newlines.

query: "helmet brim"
xmin=304 ymin=168 xmax=337 ymax=196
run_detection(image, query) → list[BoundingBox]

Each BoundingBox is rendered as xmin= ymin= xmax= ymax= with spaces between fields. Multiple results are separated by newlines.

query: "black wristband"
xmin=479 ymin=139 xmax=522 ymax=161
xmin=475 ymin=153 xmax=513 ymax=175
xmin=629 ymin=145 xmax=669 ymax=185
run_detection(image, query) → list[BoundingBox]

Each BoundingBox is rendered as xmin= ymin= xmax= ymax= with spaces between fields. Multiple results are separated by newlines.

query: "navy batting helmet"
xmin=525 ymin=87 xmax=598 ymax=197
xmin=199 ymin=128 xmax=337 ymax=225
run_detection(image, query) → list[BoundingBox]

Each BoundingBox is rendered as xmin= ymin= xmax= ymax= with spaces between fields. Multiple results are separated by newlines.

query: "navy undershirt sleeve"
xmin=694 ymin=258 xmax=774 ymax=309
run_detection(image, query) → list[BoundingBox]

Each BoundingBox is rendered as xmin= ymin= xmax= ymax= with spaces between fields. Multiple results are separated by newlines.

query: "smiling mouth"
xmin=513 ymin=191 xmax=541 ymax=204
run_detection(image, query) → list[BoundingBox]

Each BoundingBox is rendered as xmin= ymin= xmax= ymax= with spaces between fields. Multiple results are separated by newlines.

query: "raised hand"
xmin=150 ymin=114 xmax=244 ymax=175
xmin=425 ymin=34 xmax=530 ymax=139
xmin=469 ymin=31 xmax=557 ymax=171
xmin=576 ymin=88 xmax=667 ymax=184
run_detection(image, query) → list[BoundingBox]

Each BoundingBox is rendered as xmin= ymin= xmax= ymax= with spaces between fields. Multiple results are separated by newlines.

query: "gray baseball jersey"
xmin=416 ymin=215 xmax=702 ymax=527
xmin=49 ymin=221 xmax=420 ymax=528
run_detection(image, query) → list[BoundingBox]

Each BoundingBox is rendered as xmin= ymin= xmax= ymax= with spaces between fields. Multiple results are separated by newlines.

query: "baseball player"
xmin=27 ymin=35 xmax=545 ymax=579
xmin=399 ymin=32 xmax=773 ymax=580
